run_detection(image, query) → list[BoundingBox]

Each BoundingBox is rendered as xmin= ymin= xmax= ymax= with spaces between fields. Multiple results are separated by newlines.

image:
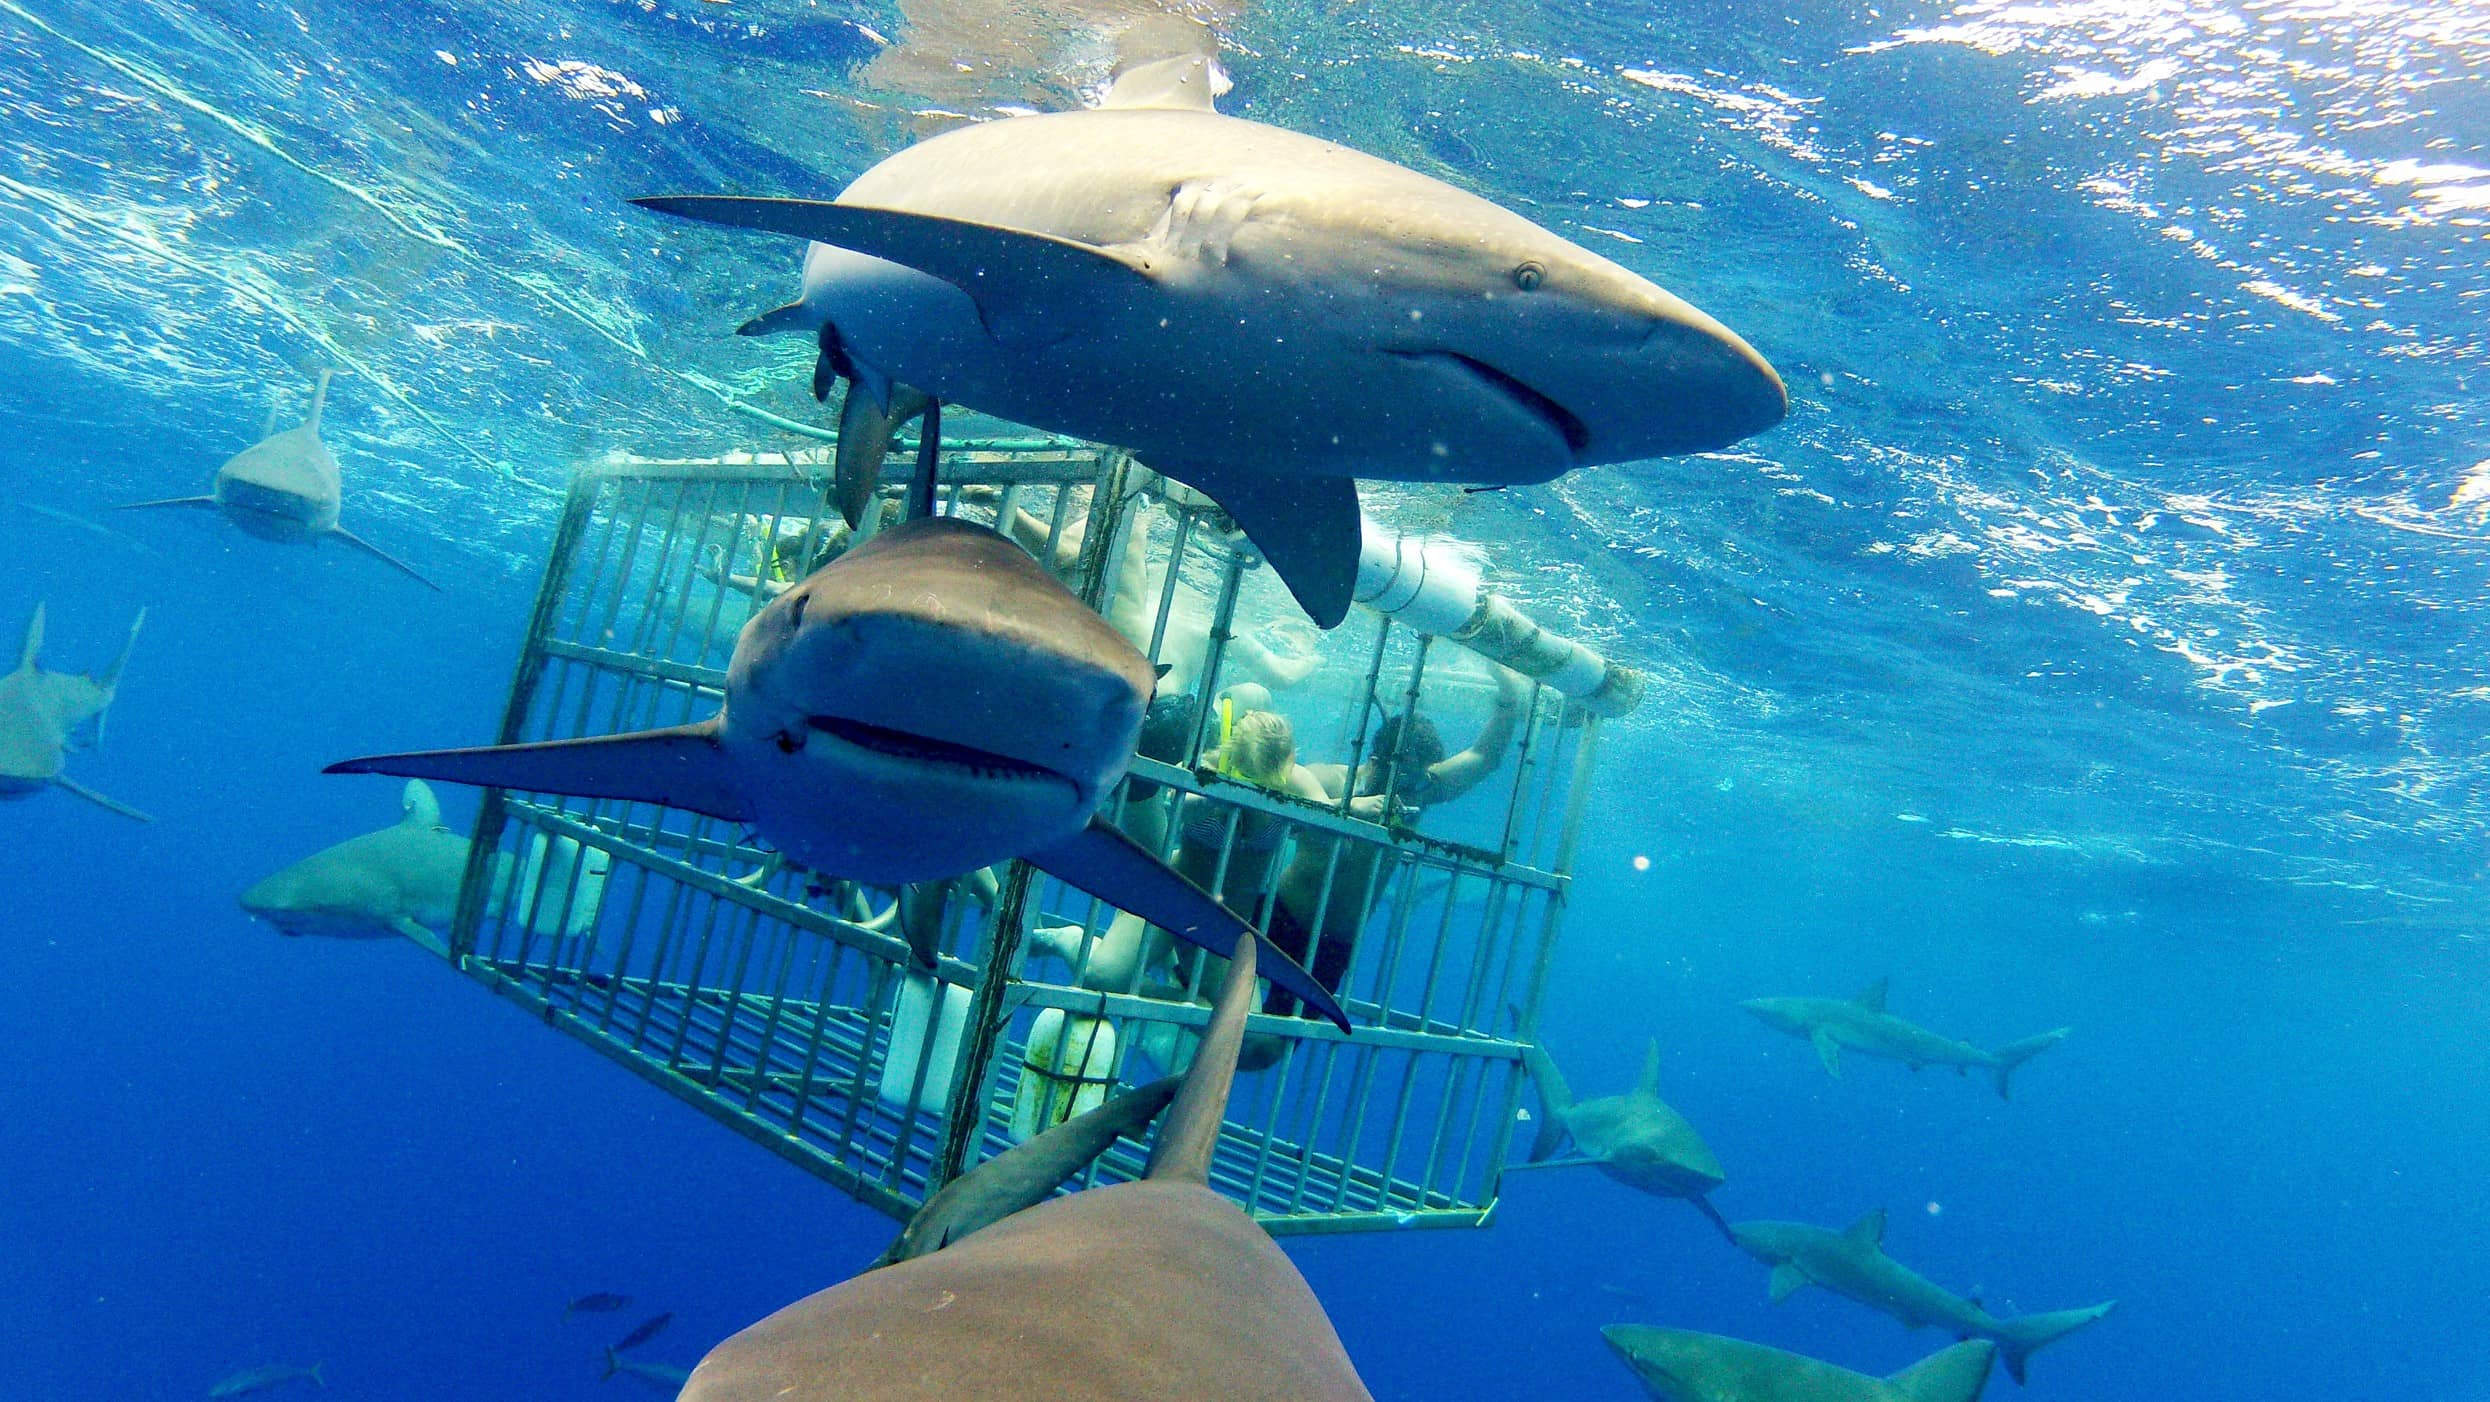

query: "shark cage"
xmin=428 ymin=430 xmax=1639 ymax=1236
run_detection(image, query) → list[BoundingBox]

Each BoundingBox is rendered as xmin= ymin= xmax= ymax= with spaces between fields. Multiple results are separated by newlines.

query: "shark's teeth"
xmin=806 ymin=715 xmax=1062 ymax=784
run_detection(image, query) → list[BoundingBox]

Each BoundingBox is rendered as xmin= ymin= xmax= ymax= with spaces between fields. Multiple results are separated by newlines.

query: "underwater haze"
xmin=3 ymin=1 xmax=2486 ymax=1400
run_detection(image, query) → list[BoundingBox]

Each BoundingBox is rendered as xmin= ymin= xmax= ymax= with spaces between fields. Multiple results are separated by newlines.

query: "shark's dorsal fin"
xmin=1855 ymin=977 xmax=1889 ymax=1012
xmin=1843 ymin=1207 xmax=1888 ymax=1248
xmin=1147 ymin=931 xmax=1259 ymax=1184
xmin=631 ymin=197 xmax=1153 ymax=348
xmin=1100 ymin=54 xmax=1224 ymax=113
xmin=15 ymin=602 xmax=40 ymax=673
xmin=325 ymin=719 xmax=752 ymax=823
xmin=400 ymin=779 xmax=441 ymax=828
xmin=1635 ymin=1039 xmax=1661 ymax=1096
xmin=1885 ymin=1339 xmax=1997 ymax=1402
xmin=304 ymin=368 xmax=334 ymax=435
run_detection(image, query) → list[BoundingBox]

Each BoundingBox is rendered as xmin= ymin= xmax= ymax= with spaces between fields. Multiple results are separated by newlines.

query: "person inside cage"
xmin=1260 ymin=666 xmax=1534 ymax=1017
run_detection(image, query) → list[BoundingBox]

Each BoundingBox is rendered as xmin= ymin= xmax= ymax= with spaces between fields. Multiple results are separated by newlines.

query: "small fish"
xmin=564 ymin=1291 xmax=633 ymax=1321
xmin=612 ymin=1311 xmax=674 ymax=1353
xmin=603 ymin=1349 xmax=694 ymax=1390
xmin=208 ymin=1362 xmax=324 ymax=1396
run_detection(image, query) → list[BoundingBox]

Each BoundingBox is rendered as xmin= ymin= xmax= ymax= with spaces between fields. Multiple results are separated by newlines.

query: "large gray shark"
xmin=1740 ymin=979 xmax=2069 ymax=1100
xmin=1517 ymin=1039 xmax=1728 ymax=1236
xmin=0 ymin=603 xmax=149 ymax=821
xmin=324 ymin=514 xmax=1345 ymax=1028
xmin=120 ymin=371 xmax=439 ymax=590
xmin=239 ymin=779 xmax=469 ymax=939
xmin=1604 ymin=1325 xmax=1995 ymax=1402
xmin=1729 ymin=1210 xmax=2115 ymax=1385
xmin=633 ymin=52 xmax=1786 ymax=626
xmin=678 ymin=932 xmax=1374 ymax=1401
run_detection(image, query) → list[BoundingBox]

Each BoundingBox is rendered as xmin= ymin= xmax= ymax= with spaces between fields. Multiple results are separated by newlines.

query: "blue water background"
xmin=3 ymin=1 xmax=2486 ymax=1398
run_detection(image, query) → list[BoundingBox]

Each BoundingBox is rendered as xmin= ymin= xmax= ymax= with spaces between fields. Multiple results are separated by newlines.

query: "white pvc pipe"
xmin=1353 ymin=513 xmax=1643 ymax=718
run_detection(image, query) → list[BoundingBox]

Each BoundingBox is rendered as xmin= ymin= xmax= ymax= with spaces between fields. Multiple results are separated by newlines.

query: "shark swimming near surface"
xmin=239 ymin=779 xmax=469 ymax=940
xmin=632 ymin=45 xmax=1785 ymax=627
xmin=324 ymin=513 xmax=1347 ymax=1028
xmin=676 ymin=932 xmax=1374 ymax=1400
xmin=119 ymin=370 xmax=440 ymax=590
xmin=1605 ymin=1326 xmax=1995 ymax=1402
xmin=1515 ymin=1038 xmax=1729 ymax=1237
xmin=1729 ymin=1209 xmax=2115 ymax=1385
xmin=0 ymin=603 xmax=148 ymax=821
xmin=1740 ymin=979 xmax=2069 ymax=1100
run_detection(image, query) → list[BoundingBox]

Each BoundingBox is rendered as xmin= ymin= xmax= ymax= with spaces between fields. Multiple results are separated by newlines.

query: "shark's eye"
xmin=1512 ymin=261 xmax=1545 ymax=292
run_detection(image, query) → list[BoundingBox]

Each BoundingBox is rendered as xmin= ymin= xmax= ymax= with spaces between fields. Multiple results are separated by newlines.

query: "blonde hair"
xmin=1224 ymin=709 xmax=1296 ymax=788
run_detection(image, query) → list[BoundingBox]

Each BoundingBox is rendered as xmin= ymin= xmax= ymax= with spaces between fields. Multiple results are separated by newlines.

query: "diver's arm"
xmin=1424 ymin=668 xmax=1530 ymax=803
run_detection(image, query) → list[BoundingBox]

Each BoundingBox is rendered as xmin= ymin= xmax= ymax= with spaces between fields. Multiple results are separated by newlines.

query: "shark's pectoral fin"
xmin=1152 ymin=463 xmax=1361 ymax=629
xmin=392 ymin=916 xmax=450 ymax=958
xmin=1767 ymin=1263 xmax=1810 ymax=1304
xmin=52 ymin=776 xmax=153 ymax=823
xmin=1022 ymin=817 xmax=1349 ymax=1031
xmin=325 ymin=721 xmax=752 ymax=823
xmin=631 ymin=196 xmax=1153 ymax=347
xmin=115 ymin=496 xmax=219 ymax=513
xmin=833 ymin=380 xmax=931 ymax=527
xmin=737 ymin=301 xmax=816 ymax=338
xmin=1811 ymin=1028 xmax=1843 ymax=1079
xmin=873 ymin=1076 xmax=1179 ymax=1270
xmin=331 ymin=528 xmax=444 ymax=591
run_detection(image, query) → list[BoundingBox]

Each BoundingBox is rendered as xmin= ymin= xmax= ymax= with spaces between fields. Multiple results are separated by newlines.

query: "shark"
xmin=633 ymin=51 xmax=1786 ymax=627
xmin=120 ymin=370 xmax=440 ymax=590
xmin=239 ymin=779 xmax=469 ymax=940
xmin=0 ymin=603 xmax=149 ymax=821
xmin=1515 ymin=1038 xmax=1729 ymax=1237
xmin=677 ymin=932 xmax=1374 ymax=1401
xmin=1604 ymin=1326 xmax=1995 ymax=1402
xmin=324 ymin=513 xmax=1347 ymax=1029
xmin=1729 ymin=1210 xmax=2115 ymax=1385
xmin=1740 ymin=979 xmax=2069 ymax=1100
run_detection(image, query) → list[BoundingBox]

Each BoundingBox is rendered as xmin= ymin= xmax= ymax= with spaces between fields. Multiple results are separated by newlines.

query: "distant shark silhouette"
xmin=678 ymin=933 xmax=1374 ymax=1400
xmin=635 ymin=50 xmax=1784 ymax=626
xmin=1741 ymin=979 xmax=2069 ymax=1100
xmin=1514 ymin=1038 xmax=1729 ymax=1237
xmin=1605 ymin=1325 xmax=1995 ymax=1402
xmin=1729 ymin=1209 xmax=2114 ymax=1385
xmin=239 ymin=779 xmax=467 ymax=940
xmin=0 ymin=603 xmax=148 ymax=821
xmin=120 ymin=370 xmax=440 ymax=590
xmin=325 ymin=514 xmax=1346 ymax=1029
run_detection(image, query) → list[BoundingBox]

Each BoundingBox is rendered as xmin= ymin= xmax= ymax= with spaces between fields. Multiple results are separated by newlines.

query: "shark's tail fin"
xmin=600 ymin=1348 xmax=620 ymax=1381
xmin=1516 ymin=1037 xmax=1574 ymax=1162
xmin=307 ymin=1362 xmax=326 ymax=1390
xmin=1146 ymin=931 xmax=1257 ymax=1185
xmin=304 ymin=368 xmax=335 ymax=434
xmin=14 ymin=601 xmax=39 ymax=673
xmin=1990 ymin=1300 xmax=2114 ymax=1384
xmin=1990 ymin=1028 xmax=2070 ymax=1100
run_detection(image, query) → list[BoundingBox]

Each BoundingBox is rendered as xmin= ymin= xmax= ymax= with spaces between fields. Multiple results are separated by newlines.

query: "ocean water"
xmin=1 ymin=1 xmax=2484 ymax=1399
